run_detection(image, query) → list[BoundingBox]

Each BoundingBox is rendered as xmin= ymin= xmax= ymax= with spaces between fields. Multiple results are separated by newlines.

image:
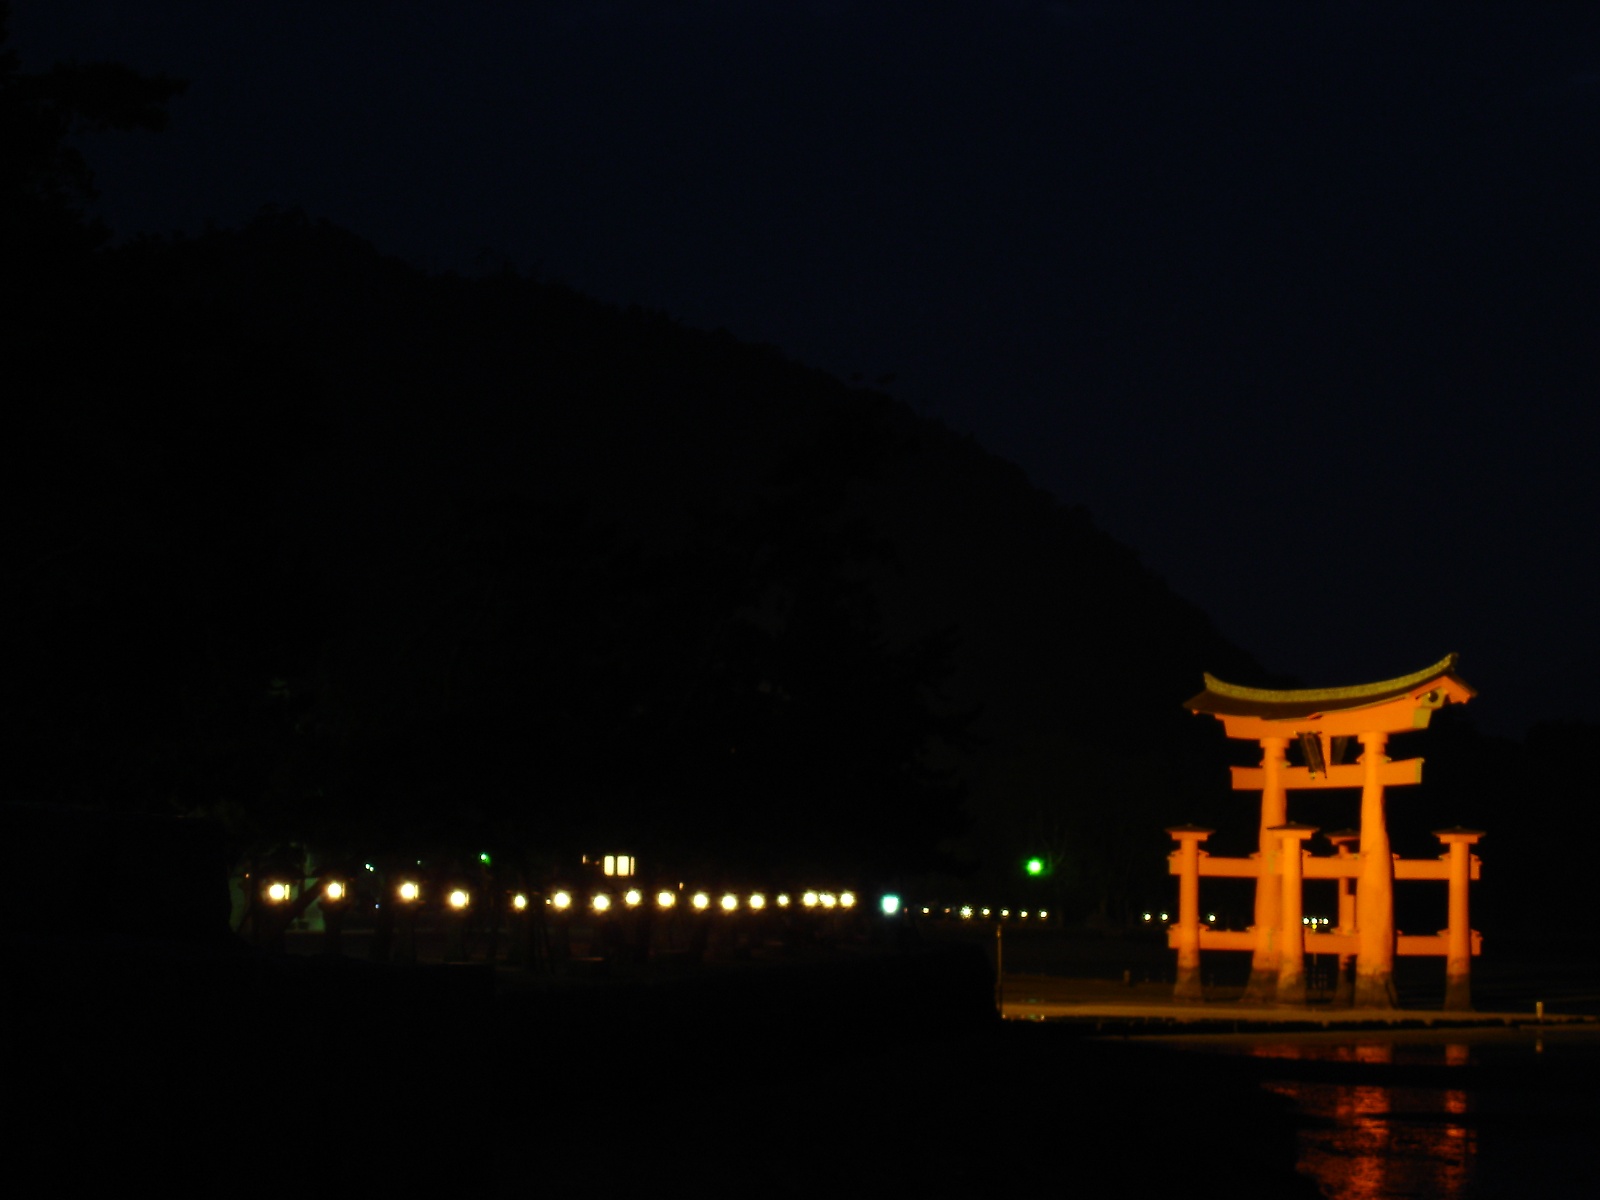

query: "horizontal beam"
xmin=1231 ymin=758 xmax=1424 ymax=792
xmin=1169 ymin=928 xmax=1481 ymax=956
xmin=1173 ymin=853 xmax=1481 ymax=881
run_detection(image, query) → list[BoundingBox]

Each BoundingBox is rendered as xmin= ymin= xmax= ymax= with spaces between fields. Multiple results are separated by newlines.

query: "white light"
xmin=449 ymin=889 xmax=470 ymax=910
xmin=657 ymin=890 xmax=677 ymax=909
xmin=959 ymin=905 xmax=973 ymax=920
xmin=981 ymin=908 xmax=991 ymax=918
xmin=1039 ymin=910 xmax=1048 ymax=919
xmin=1207 ymin=913 xmax=1217 ymax=923
xmin=512 ymin=893 xmax=528 ymax=911
xmin=720 ymin=893 xmax=738 ymax=912
xmin=1000 ymin=909 xmax=1010 ymax=918
xmin=324 ymin=880 xmax=345 ymax=902
xmin=880 ymin=894 xmax=901 ymax=917
xmin=1160 ymin=913 xmax=1169 ymax=923
xmin=551 ymin=890 xmax=571 ymax=910
xmin=592 ymin=893 xmax=612 ymax=913
xmin=802 ymin=891 xmax=819 ymax=908
xmin=820 ymin=892 xmax=838 ymax=909
xmin=624 ymin=889 xmax=643 ymax=907
xmin=604 ymin=855 xmax=616 ymax=876
xmin=776 ymin=893 xmax=791 ymax=907
xmin=839 ymin=891 xmax=856 ymax=909
xmin=399 ymin=881 xmax=420 ymax=903
xmin=1020 ymin=911 xmax=1030 ymax=920
xmin=266 ymin=882 xmax=290 ymax=903
xmin=748 ymin=893 xmax=766 ymax=910
xmin=692 ymin=892 xmax=710 ymax=910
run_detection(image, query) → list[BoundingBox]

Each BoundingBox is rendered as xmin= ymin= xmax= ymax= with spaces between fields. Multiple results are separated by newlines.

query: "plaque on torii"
xmin=1176 ymin=654 xmax=1480 ymax=1009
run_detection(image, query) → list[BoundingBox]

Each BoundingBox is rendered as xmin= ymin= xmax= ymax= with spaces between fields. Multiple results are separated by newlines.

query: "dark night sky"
xmin=15 ymin=1 xmax=1600 ymax=737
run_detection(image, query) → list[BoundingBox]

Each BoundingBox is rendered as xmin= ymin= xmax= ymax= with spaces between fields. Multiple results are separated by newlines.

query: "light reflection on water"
xmin=1253 ymin=1041 xmax=1477 ymax=1200
xmin=1158 ymin=1027 xmax=1600 ymax=1198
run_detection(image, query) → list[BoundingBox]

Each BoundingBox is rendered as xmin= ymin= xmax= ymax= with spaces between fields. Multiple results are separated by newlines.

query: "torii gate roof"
xmin=1186 ymin=654 xmax=1475 ymax=738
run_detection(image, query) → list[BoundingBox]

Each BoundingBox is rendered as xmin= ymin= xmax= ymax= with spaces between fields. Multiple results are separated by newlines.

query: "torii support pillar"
xmin=1436 ymin=827 xmax=1485 ymax=1011
xmin=1354 ymin=731 xmax=1397 ymax=1008
xmin=1271 ymin=823 xmax=1318 ymax=1005
xmin=1327 ymin=829 xmax=1359 ymax=1006
xmin=1242 ymin=737 xmax=1290 ymax=1004
xmin=1167 ymin=825 xmax=1214 ymax=1002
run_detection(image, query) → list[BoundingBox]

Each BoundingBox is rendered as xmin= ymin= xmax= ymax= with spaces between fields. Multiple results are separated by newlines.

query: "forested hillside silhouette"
xmin=13 ymin=7 xmax=1587 ymax=931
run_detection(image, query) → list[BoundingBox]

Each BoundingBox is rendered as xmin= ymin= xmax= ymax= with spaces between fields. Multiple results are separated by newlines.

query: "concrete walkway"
xmin=997 ymin=974 xmax=1599 ymax=1031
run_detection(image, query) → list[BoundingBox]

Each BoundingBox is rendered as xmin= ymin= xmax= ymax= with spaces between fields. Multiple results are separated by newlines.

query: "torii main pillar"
xmin=1184 ymin=654 xmax=1476 ymax=1008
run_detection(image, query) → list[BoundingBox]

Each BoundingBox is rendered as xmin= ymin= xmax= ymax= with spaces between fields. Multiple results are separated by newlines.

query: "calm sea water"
xmin=1161 ymin=1028 xmax=1600 ymax=1199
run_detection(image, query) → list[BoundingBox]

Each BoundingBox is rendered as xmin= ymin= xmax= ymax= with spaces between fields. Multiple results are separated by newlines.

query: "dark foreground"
xmin=10 ymin=937 xmax=1318 ymax=1197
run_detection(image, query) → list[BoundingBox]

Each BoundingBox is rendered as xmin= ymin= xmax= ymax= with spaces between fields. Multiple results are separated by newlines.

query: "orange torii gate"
xmin=1172 ymin=655 xmax=1481 ymax=1009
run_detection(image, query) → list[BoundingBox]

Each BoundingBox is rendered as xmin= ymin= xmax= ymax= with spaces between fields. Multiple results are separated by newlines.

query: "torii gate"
xmin=1175 ymin=655 xmax=1480 ymax=1008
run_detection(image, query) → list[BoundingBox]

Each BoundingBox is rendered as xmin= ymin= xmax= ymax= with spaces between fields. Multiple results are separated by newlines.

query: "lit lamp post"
xmin=444 ymin=886 xmax=472 ymax=962
xmin=395 ymin=878 xmax=422 ymax=964
xmin=318 ymin=876 xmax=353 ymax=957
xmin=257 ymin=875 xmax=294 ymax=953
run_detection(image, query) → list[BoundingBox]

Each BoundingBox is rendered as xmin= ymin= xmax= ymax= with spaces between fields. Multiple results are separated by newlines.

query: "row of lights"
xmin=262 ymin=879 xmax=872 ymax=916
xmin=1139 ymin=912 xmax=1333 ymax=927
xmin=918 ymin=906 xmax=1050 ymax=921
xmin=550 ymin=889 xmax=860 ymax=915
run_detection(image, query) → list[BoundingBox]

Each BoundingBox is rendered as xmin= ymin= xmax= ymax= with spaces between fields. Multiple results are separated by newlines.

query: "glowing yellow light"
xmin=720 ymin=893 xmax=738 ymax=912
xmin=921 ymin=907 xmax=931 ymax=915
xmin=265 ymin=881 xmax=290 ymax=903
xmin=1207 ymin=913 xmax=1216 ymax=923
xmin=776 ymin=893 xmax=791 ymax=907
xmin=398 ymin=881 xmax=420 ymax=903
xmin=959 ymin=906 xmax=973 ymax=920
xmin=981 ymin=908 xmax=991 ymax=917
xmin=592 ymin=894 xmax=612 ymax=913
xmin=748 ymin=893 xmax=766 ymax=910
xmin=839 ymin=891 xmax=856 ymax=909
xmin=802 ymin=891 xmax=819 ymax=908
xmin=551 ymin=890 xmax=572 ymax=910
xmin=1039 ymin=910 xmax=1049 ymax=919
xmin=1020 ymin=910 xmax=1029 ymax=919
xmin=657 ymin=890 xmax=677 ymax=909
xmin=512 ymin=893 xmax=528 ymax=911
xmin=323 ymin=880 xmax=345 ymax=902
xmin=820 ymin=892 xmax=837 ymax=909
xmin=448 ymin=889 xmax=470 ymax=910
xmin=1142 ymin=912 xmax=1153 ymax=922
xmin=624 ymin=889 xmax=643 ymax=907
xmin=1000 ymin=909 xmax=1010 ymax=918
xmin=1160 ymin=912 xmax=1169 ymax=922
xmin=692 ymin=892 xmax=710 ymax=911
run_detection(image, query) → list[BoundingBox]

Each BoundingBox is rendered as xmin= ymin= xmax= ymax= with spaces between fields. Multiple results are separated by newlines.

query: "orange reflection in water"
xmin=1254 ymin=1042 xmax=1477 ymax=1200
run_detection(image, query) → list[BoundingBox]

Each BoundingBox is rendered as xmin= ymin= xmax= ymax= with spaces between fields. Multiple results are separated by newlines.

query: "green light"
xmin=479 ymin=852 xmax=491 ymax=865
xmin=1025 ymin=857 xmax=1046 ymax=877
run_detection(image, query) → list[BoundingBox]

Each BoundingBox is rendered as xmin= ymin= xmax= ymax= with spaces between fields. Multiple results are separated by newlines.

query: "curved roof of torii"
xmin=1185 ymin=654 xmax=1476 ymax=721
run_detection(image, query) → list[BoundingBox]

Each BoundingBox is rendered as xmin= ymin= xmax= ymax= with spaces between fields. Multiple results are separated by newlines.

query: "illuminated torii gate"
xmin=1180 ymin=655 xmax=1477 ymax=1008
